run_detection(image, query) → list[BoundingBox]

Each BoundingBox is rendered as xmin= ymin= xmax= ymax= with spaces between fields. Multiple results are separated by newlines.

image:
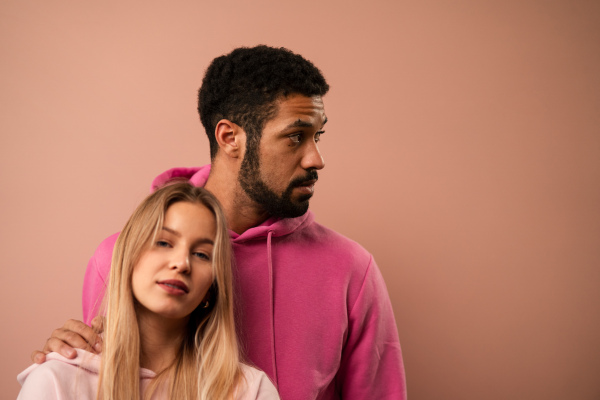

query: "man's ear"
xmin=214 ymin=119 xmax=245 ymax=158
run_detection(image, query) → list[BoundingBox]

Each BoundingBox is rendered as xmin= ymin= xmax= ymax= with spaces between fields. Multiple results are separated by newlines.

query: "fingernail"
xmin=34 ymin=354 xmax=42 ymax=364
xmin=94 ymin=342 xmax=102 ymax=353
xmin=66 ymin=348 xmax=75 ymax=358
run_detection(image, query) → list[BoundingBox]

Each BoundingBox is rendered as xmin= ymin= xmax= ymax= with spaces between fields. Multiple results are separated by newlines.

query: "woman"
xmin=17 ymin=182 xmax=279 ymax=399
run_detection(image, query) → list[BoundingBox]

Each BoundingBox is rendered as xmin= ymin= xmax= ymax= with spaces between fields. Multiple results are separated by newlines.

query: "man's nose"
xmin=301 ymin=141 xmax=325 ymax=171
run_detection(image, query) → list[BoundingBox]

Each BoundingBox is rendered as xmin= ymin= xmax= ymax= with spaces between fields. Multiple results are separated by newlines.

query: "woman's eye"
xmin=193 ymin=252 xmax=210 ymax=261
xmin=314 ymin=132 xmax=322 ymax=142
xmin=156 ymin=240 xmax=170 ymax=248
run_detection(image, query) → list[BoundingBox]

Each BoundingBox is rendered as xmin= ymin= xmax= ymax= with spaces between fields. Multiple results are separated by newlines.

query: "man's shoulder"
xmin=88 ymin=232 xmax=119 ymax=270
xmin=94 ymin=232 xmax=119 ymax=254
xmin=305 ymin=219 xmax=370 ymax=252
xmin=296 ymin=218 xmax=374 ymax=269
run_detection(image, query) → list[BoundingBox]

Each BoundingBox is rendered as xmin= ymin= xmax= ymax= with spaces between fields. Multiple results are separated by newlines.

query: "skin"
xmin=32 ymin=94 xmax=327 ymax=363
xmin=206 ymin=94 xmax=327 ymax=233
xmin=133 ymin=201 xmax=216 ymax=372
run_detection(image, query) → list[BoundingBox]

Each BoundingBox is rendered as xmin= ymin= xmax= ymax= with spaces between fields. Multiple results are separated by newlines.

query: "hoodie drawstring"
xmin=266 ymin=230 xmax=278 ymax=387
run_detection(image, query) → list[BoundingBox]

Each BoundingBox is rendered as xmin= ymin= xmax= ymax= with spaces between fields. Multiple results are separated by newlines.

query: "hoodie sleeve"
xmin=82 ymin=233 xmax=119 ymax=325
xmin=336 ymin=256 xmax=407 ymax=399
xmin=17 ymin=363 xmax=62 ymax=400
xmin=17 ymin=351 xmax=101 ymax=400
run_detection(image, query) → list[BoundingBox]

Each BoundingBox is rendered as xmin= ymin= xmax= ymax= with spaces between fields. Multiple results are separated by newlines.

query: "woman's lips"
xmin=157 ymin=279 xmax=189 ymax=295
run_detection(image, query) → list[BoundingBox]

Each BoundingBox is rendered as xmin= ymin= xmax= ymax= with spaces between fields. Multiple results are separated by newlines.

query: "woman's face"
xmin=132 ymin=201 xmax=217 ymax=322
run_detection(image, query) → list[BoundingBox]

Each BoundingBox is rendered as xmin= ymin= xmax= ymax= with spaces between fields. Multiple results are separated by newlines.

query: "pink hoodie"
xmin=82 ymin=165 xmax=406 ymax=399
xmin=17 ymin=350 xmax=278 ymax=399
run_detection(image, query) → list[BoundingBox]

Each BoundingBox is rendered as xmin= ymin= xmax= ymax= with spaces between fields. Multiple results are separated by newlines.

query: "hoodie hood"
xmin=151 ymin=164 xmax=315 ymax=242
xmin=17 ymin=349 xmax=156 ymax=385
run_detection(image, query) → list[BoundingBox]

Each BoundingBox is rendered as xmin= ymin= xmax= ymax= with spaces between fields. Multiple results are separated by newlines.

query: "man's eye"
xmin=315 ymin=132 xmax=323 ymax=143
xmin=288 ymin=134 xmax=302 ymax=144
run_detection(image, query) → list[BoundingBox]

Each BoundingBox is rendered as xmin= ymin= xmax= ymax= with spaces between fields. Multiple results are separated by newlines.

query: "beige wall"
xmin=2 ymin=1 xmax=599 ymax=398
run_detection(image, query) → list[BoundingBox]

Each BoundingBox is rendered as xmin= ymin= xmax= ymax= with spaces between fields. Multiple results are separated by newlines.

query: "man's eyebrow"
xmin=161 ymin=226 xmax=214 ymax=245
xmin=285 ymin=116 xmax=328 ymax=130
xmin=286 ymin=119 xmax=314 ymax=129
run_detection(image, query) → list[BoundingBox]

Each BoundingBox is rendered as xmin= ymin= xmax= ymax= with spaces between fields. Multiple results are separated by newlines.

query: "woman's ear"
xmin=214 ymin=119 xmax=246 ymax=159
xmin=200 ymin=284 xmax=216 ymax=309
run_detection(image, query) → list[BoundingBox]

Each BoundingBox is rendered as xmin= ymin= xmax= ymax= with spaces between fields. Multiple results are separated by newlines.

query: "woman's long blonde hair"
xmin=97 ymin=182 xmax=244 ymax=400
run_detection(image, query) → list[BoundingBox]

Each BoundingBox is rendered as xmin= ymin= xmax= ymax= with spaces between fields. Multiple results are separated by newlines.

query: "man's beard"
xmin=238 ymin=145 xmax=318 ymax=219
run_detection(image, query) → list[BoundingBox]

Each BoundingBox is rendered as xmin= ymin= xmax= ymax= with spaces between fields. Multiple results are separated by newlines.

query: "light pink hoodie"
xmin=82 ymin=165 xmax=406 ymax=399
xmin=17 ymin=349 xmax=278 ymax=399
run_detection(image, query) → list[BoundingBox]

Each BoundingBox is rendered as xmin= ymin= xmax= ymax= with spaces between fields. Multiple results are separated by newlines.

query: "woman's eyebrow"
xmin=162 ymin=226 xmax=180 ymax=237
xmin=193 ymin=238 xmax=215 ymax=246
xmin=162 ymin=226 xmax=214 ymax=245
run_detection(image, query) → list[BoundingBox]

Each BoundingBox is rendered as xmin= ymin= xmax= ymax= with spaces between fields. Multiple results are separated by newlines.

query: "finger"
xmin=42 ymin=336 xmax=78 ymax=359
xmin=31 ymin=350 xmax=47 ymax=364
xmin=91 ymin=315 xmax=105 ymax=335
xmin=44 ymin=330 xmax=94 ymax=356
xmin=63 ymin=319 xmax=103 ymax=353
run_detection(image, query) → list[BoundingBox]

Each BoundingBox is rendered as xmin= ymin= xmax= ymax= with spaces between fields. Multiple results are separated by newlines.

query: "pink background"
xmin=2 ymin=1 xmax=599 ymax=399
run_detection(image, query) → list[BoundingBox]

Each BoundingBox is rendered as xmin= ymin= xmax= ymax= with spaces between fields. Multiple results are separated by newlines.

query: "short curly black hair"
xmin=198 ymin=45 xmax=329 ymax=159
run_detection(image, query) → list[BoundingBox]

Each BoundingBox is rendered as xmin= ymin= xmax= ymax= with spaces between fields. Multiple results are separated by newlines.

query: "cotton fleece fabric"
xmin=17 ymin=349 xmax=279 ymax=399
xmin=82 ymin=165 xmax=407 ymax=399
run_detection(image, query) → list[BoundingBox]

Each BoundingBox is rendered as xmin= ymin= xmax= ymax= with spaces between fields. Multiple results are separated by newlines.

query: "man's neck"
xmin=204 ymin=161 xmax=270 ymax=234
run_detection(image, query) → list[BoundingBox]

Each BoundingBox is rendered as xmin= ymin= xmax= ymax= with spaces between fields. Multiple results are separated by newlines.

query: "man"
xmin=33 ymin=45 xmax=406 ymax=399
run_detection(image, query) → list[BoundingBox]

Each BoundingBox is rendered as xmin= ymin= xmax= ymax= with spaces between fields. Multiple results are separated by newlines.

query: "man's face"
xmin=238 ymin=94 xmax=327 ymax=218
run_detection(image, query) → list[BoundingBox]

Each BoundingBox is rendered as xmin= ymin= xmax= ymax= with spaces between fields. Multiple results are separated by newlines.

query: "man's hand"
xmin=31 ymin=316 xmax=104 ymax=364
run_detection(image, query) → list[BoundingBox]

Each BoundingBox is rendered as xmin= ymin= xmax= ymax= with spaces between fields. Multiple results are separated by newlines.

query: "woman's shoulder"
xmin=17 ymin=350 xmax=101 ymax=400
xmin=236 ymin=364 xmax=280 ymax=399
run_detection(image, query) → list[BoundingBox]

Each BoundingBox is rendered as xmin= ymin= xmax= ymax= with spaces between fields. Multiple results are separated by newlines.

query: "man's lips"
xmin=295 ymin=179 xmax=317 ymax=188
xmin=157 ymin=279 xmax=189 ymax=294
xmin=300 ymin=179 xmax=317 ymax=186
xmin=294 ymin=179 xmax=317 ymax=195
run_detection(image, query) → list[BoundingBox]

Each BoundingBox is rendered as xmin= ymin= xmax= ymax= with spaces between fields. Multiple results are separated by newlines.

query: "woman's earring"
xmin=202 ymin=300 xmax=210 ymax=308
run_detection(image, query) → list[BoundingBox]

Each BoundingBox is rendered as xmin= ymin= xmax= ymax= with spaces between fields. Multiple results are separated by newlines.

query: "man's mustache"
xmin=290 ymin=170 xmax=319 ymax=187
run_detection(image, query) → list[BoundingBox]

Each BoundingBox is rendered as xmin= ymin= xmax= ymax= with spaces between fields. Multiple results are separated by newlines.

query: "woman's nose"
xmin=170 ymin=251 xmax=190 ymax=273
